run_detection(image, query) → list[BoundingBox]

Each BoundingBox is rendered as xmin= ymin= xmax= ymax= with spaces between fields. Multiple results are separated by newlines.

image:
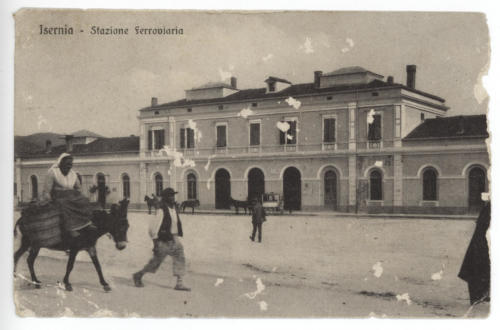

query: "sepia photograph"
xmin=3 ymin=2 xmax=498 ymax=327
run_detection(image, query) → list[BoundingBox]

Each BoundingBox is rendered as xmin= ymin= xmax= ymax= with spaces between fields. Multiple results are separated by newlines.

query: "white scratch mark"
xmin=92 ymin=309 xmax=115 ymax=317
xmin=61 ymin=307 xmax=75 ymax=317
xmin=238 ymin=107 xmax=255 ymax=119
xmin=159 ymin=146 xmax=195 ymax=168
xmin=271 ymin=267 xmax=278 ymax=272
xmin=346 ymin=38 xmax=355 ymax=48
xmin=276 ymin=121 xmax=290 ymax=132
xmin=214 ymin=278 xmax=224 ymax=287
xmin=56 ymin=285 xmax=67 ymax=299
xmin=394 ymin=275 xmax=399 ymax=281
xmin=374 ymin=161 xmax=384 ymax=168
xmin=285 ymin=96 xmax=301 ymax=109
xmin=259 ymin=301 xmax=268 ymax=311
xmin=372 ymin=261 xmax=383 ymax=278
xmin=286 ymin=134 xmax=294 ymax=141
xmin=341 ymin=47 xmax=350 ymax=53
xmin=262 ymin=53 xmax=274 ymax=62
xmin=367 ymin=109 xmax=376 ymax=124
xmin=474 ymin=64 xmax=489 ymax=104
xmin=396 ymin=293 xmax=412 ymax=305
xmin=431 ymin=270 xmax=444 ymax=281
xmin=218 ymin=67 xmax=233 ymax=81
xmin=187 ymin=119 xmax=203 ymax=143
xmin=245 ymin=278 xmax=266 ymax=299
xmin=204 ymin=154 xmax=216 ymax=172
xmin=299 ymin=37 xmax=314 ymax=54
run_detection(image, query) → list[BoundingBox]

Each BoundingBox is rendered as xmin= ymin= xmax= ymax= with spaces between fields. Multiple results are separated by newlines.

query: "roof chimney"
xmin=406 ymin=65 xmax=416 ymax=89
xmin=151 ymin=97 xmax=158 ymax=107
xmin=387 ymin=76 xmax=394 ymax=84
xmin=314 ymin=71 xmax=323 ymax=88
xmin=64 ymin=135 xmax=74 ymax=152
xmin=230 ymin=76 xmax=237 ymax=89
xmin=45 ymin=139 xmax=52 ymax=153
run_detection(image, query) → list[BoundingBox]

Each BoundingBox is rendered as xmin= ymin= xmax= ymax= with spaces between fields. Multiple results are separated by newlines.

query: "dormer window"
xmin=187 ymin=108 xmax=192 ymax=113
xmin=252 ymin=102 xmax=258 ymax=107
xmin=268 ymin=81 xmax=276 ymax=92
xmin=218 ymin=105 xmax=223 ymax=110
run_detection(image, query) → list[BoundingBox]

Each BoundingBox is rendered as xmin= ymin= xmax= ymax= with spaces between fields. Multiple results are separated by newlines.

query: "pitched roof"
xmin=324 ymin=66 xmax=383 ymax=77
xmin=189 ymin=81 xmax=236 ymax=90
xmin=144 ymin=78 xmax=445 ymax=110
xmin=14 ymin=137 xmax=44 ymax=157
xmin=265 ymin=76 xmax=292 ymax=84
xmin=404 ymin=115 xmax=488 ymax=140
xmin=18 ymin=136 xmax=140 ymax=158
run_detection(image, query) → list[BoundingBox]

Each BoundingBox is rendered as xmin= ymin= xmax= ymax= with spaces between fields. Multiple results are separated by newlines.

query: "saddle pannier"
xmin=21 ymin=203 xmax=62 ymax=246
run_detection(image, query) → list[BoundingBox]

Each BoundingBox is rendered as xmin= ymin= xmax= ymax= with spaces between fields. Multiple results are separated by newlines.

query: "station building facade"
xmin=15 ymin=65 xmax=489 ymax=214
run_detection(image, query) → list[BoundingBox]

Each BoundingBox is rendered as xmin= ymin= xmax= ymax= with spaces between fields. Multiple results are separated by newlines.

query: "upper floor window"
xmin=323 ymin=117 xmax=336 ymax=143
xmin=148 ymin=128 xmax=165 ymax=150
xmin=367 ymin=113 xmax=382 ymax=141
xmin=279 ymin=118 xmax=297 ymax=145
xmin=180 ymin=127 xmax=195 ymax=149
xmin=249 ymin=121 xmax=261 ymax=146
xmin=216 ymin=123 xmax=227 ymax=148
xmin=422 ymin=168 xmax=438 ymax=201
xmin=122 ymin=174 xmax=131 ymax=198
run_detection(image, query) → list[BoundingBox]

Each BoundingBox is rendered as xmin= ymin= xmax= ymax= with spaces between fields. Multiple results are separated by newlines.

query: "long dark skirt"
xmin=52 ymin=190 xmax=92 ymax=231
xmin=458 ymin=203 xmax=491 ymax=305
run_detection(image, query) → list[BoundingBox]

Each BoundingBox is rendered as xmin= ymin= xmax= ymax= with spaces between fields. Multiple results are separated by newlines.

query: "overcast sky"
xmin=14 ymin=10 xmax=490 ymax=137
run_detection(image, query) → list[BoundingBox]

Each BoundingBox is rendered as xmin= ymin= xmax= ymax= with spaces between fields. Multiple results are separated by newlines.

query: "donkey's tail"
xmin=14 ymin=217 xmax=23 ymax=238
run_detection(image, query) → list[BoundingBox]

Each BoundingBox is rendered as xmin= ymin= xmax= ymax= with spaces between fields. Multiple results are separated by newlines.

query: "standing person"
xmin=458 ymin=200 xmax=491 ymax=305
xmin=41 ymin=153 xmax=92 ymax=237
xmin=249 ymin=198 xmax=266 ymax=243
xmin=133 ymin=188 xmax=191 ymax=291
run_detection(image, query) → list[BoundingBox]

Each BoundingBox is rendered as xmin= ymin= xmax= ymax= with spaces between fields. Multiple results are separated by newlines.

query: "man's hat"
xmin=160 ymin=187 xmax=178 ymax=198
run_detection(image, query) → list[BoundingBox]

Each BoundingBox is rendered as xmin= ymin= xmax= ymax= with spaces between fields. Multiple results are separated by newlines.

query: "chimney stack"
xmin=65 ymin=135 xmax=74 ymax=152
xmin=406 ymin=65 xmax=416 ymax=89
xmin=387 ymin=76 xmax=394 ymax=84
xmin=314 ymin=71 xmax=322 ymax=88
xmin=230 ymin=76 xmax=237 ymax=89
xmin=45 ymin=139 xmax=52 ymax=153
xmin=151 ymin=97 xmax=158 ymax=107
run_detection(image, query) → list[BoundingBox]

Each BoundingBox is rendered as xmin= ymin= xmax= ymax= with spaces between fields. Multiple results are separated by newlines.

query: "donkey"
xmin=229 ymin=197 xmax=253 ymax=215
xmin=144 ymin=194 xmax=160 ymax=214
xmin=180 ymin=199 xmax=200 ymax=214
xmin=14 ymin=199 xmax=130 ymax=292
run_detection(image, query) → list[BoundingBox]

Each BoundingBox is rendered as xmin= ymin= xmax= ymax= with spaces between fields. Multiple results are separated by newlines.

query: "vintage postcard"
xmin=11 ymin=8 xmax=491 ymax=320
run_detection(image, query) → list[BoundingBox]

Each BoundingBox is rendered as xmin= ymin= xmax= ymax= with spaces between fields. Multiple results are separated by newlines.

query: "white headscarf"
xmin=50 ymin=153 xmax=77 ymax=188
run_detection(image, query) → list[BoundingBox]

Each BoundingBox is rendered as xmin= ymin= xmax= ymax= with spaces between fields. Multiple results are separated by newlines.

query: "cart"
xmin=262 ymin=192 xmax=284 ymax=215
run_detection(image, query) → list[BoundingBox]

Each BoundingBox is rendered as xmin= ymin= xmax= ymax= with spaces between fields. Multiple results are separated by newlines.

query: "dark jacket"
xmin=252 ymin=203 xmax=267 ymax=224
xmin=458 ymin=202 xmax=490 ymax=302
xmin=157 ymin=203 xmax=184 ymax=242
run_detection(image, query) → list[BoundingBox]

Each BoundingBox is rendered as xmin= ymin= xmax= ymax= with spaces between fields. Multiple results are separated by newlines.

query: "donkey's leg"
xmin=14 ymin=237 xmax=30 ymax=274
xmin=87 ymin=245 xmax=111 ymax=292
xmin=26 ymin=247 xmax=41 ymax=288
xmin=63 ymin=249 xmax=78 ymax=291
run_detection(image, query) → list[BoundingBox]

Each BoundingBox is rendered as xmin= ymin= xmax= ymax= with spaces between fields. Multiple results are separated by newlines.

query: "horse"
xmin=144 ymin=194 xmax=160 ymax=214
xmin=229 ymin=197 xmax=253 ymax=215
xmin=180 ymin=199 xmax=200 ymax=214
xmin=13 ymin=199 xmax=130 ymax=292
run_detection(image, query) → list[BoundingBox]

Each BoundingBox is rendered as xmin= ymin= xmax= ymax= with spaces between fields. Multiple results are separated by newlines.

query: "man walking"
xmin=133 ymin=187 xmax=190 ymax=291
xmin=250 ymin=198 xmax=266 ymax=243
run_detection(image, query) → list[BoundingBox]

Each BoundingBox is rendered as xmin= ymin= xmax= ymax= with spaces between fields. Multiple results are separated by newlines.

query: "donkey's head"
xmin=109 ymin=198 xmax=130 ymax=250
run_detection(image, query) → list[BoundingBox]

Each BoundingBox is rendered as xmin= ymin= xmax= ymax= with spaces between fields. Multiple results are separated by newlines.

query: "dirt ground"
xmin=11 ymin=211 xmax=489 ymax=318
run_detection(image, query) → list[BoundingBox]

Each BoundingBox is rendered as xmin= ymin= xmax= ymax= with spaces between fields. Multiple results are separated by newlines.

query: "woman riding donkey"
xmin=41 ymin=153 xmax=94 ymax=237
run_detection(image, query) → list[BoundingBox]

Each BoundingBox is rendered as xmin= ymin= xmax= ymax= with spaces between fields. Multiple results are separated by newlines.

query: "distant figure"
xmin=144 ymin=194 xmax=160 ymax=215
xmin=249 ymin=198 xmax=266 ymax=243
xmin=229 ymin=197 xmax=253 ymax=215
xmin=133 ymin=188 xmax=190 ymax=291
xmin=458 ymin=201 xmax=490 ymax=305
xmin=180 ymin=199 xmax=200 ymax=214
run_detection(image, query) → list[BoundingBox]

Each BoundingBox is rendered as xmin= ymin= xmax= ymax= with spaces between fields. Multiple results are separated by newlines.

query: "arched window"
xmin=422 ymin=168 xmax=438 ymax=201
xmin=187 ymin=173 xmax=197 ymax=199
xmin=369 ymin=170 xmax=383 ymax=201
xmin=122 ymin=174 xmax=130 ymax=198
xmin=154 ymin=173 xmax=163 ymax=196
xmin=30 ymin=175 xmax=38 ymax=200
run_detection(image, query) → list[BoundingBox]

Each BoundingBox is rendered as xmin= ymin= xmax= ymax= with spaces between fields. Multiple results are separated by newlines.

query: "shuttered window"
xmin=368 ymin=114 xmax=382 ymax=141
xmin=216 ymin=125 xmax=227 ymax=147
xmin=250 ymin=122 xmax=260 ymax=146
xmin=323 ymin=118 xmax=336 ymax=142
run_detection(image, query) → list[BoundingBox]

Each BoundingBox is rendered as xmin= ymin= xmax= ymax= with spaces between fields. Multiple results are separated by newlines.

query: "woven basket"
xmin=22 ymin=207 xmax=62 ymax=246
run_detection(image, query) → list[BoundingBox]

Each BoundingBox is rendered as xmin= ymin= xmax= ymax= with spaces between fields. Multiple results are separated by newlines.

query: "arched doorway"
xmin=215 ymin=169 xmax=231 ymax=209
xmin=97 ymin=173 xmax=106 ymax=208
xmin=154 ymin=173 xmax=163 ymax=196
xmin=248 ymin=168 xmax=265 ymax=201
xmin=30 ymin=175 xmax=38 ymax=200
xmin=283 ymin=167 xmax=301 ymax=211
xmin=324 ymin=170 xmax=337 ymax=210
xmin=369 ymin=169 xmax=383 ymax=201
xmin=187 ymin=173 xmax=197 ymax=199
xmin=468 ymin=167 xmax=486 ymax=211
